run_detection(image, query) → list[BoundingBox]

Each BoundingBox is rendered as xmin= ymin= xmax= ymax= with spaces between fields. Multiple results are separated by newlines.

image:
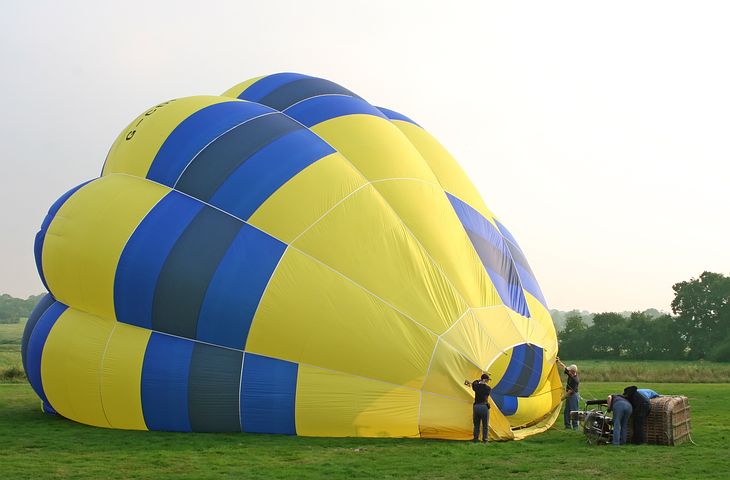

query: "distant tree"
xmin=557 ymin=313 xmax=589 ymax=358
xmin=671 ymin=271 xmax=730 ymax=359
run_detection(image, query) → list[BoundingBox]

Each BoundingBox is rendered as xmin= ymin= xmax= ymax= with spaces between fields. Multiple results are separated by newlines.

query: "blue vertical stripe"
xmin=496 ymin=219 xmax=547 ymax=307
xmin=151 ymin=207 xmax=242 ymax=340
xmin=493 ymin=344 xmax=526 ymax=396
xmin=492 ymin=344 xmax=544 ymax=399
xmin=25 ymin=301 xmax=67 ymax=406
xmin=237 ymin=73 xmax=311 ymax=102
xmin=254 ymin=76 xmax=360 ymax=111
xmin=283 ymin=95 xmax=386 ymax=127
xmin=447 ymin=193 xmax=530 ymax=317
xmin=196 ymin=224 xmax=286 ymax=350
xmin=520 ymin=346 xmax=544 ymax=397
xmin=375 ymin=106 xmax=421 ymax=127
xmin=141 ymin=333 xmax=194 ymax=432
xmin=114 ymin=192 xmax=203 ymax=329
xmin=21 ymin=293 xmax=55 ymax=373
xmin=208 ymin=128 xmax=335 ymax=220
xmin=241 ymin=353 xmax=298 ymax=434
xmin=146 ymin=101 xmax=275 ymax=186
xmin=491 ymin=394 xmax=518 ymax=416
xmin=174 ymin=113 xmax=302 ymax=202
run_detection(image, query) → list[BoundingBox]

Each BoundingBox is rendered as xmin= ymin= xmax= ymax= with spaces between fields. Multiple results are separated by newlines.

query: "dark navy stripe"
xmin=284 ymin=95 xmax=386 ymax=127
xmin=520 ymin=346 xmax=544 ymax=397
xmin=25 ymin=302 xmax=67 ymax=405
xmin=510 ymin=344 xmax=535 ymax=396
xmin=237 ymin=73 xmax=311 ymax=101
xmin=493 ymin=344 xmax=526 ymax=396
xmin=146 ymin=101 xmax=274 ymax=186
xmin=491 ymin=393 xmax=518 ymax=416
xmin=175 ymin=113 xmax=302 ymax=202
xmin=496 ymin=220 xmax=547 ymax=307
xmin=141 ymin=333 xmax=194 ymax=432
xmin=208 ymin=128 xmax=335 ymax=220
xmin=152 ymin=207 xmax=242 ymax=339
xmin=34 ymin=181 xmax=93 ymax=291
xmin=448 ymin=193 xmax=530 ymax=317
xmin=257 ymin=77 xmax=361 ymax=112
xmin=376 ymin=106 xmax=420 ymax=127
xmin=21 ymin=293 xmax=55 ymax=372
xmin=495 ymin=219 xmax=520 ymax=247
xmin=188 ymin=343 xmax=243 ymax=432
xmin=115 ymin=192 xmax=202 ymax=329
xmin=241 ymin=353 xmax=298 ymax=434
xmin=507 ymin=243 xmax=547 ymax=307
xmin=196 ymin=224 xmax=286 ymax=349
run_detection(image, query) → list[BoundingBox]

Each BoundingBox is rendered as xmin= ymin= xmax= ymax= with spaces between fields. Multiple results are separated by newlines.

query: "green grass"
xmin=0 ymin=317 xmax=25 ymax=344
xmin=574 ymin=360 xmax=730 ymax=383
xmin=1 ymin=382 xmax=728 ymax=479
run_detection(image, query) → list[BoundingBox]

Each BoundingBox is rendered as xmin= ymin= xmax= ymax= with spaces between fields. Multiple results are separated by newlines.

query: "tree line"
xmin=557 ymin=271 xmax=730 ymax=362
xmin=0 ymin=293 xmax=44 ymax=324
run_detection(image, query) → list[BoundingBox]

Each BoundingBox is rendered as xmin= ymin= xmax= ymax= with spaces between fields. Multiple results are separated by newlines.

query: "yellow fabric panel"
xmin=391 ymin=120 xmax=494 ymax=222
xmin=472 ymin=307 xmax=528 ymax=356
xmin=510 ymin=391 xmax=552 ymax=428
xmin=441 ymin=310 xmax=503 ymax=370
xmin=374 ymin=179 xmax=501 ymax=309
xmin=292 ymin=184 xmax=467 ymax=334
xmin=311 ymin=115 xmax=439 ymax=183
xmin=42 ymin=175 xmax=169 ymax=321
xmin=220 ymin=76 xmax=265 ymax=99
xmin=247 ymin=153 xmax=367 ymax=243
xmin=102 ymin=96 xmax=233 ymax=177
xmin=247 ymin=248 xmax=437 ymax=389
xmin=41 ymin=308 xmax=114 ymax=428
xmin=486 ymin=345 xmax=513 ymax=382
xmin=512 ymin=401 xmax=562 ymax=440
xmin=418 ymin=393 xmax=472 ymax=440
xmin=510 ymin=362 xmax=563 ymax=427
xmin=421 ymin=340 xmax=480 ymax=400
xmin=487 ymin=399 xmax=516 ymax=440
xmin=524 ymin=293 xmax=558 ymax=358
xmin=295 ymin=365 xmax=420 ymax=437
xmin=100 ymin=323 xmax=151 ymax=430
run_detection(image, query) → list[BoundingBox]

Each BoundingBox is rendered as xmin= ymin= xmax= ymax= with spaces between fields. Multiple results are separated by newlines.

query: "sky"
xmin=1 ymin=1 xmax=728 ymax=313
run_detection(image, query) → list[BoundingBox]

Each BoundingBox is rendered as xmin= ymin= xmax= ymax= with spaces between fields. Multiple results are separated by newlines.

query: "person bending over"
xmin=608 ymin=393 xmax=633 ymax=446
xmin=464 ymin=373 xmax=491 ymax=443
xmin=556 ymin=357 xmax=580 ymax=430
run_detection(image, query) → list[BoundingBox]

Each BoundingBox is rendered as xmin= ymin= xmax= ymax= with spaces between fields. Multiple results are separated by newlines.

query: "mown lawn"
xmin=1 ymin=382 xmax=728 ymax=479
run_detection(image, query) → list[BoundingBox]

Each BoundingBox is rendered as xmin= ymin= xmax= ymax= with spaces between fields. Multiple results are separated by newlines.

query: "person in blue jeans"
xmin=608 ymin=393 xmax=633 ymax=445
xmin=557 ymin=357 xmax=580 ymax=429
xmin=465 ymin=373 xmax=491 ymax=443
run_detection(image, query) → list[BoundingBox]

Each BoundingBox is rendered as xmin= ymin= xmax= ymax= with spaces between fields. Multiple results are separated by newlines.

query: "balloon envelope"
xmin=24 ymin=73 xmax=561 ymax=440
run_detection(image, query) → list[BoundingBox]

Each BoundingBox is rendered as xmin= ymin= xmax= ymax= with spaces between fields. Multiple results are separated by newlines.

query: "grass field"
xmin=1 ymin=382 xmax=728 ymax=479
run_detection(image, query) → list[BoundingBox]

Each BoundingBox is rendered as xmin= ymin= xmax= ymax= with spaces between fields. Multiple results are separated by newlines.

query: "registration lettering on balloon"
xmin=125 ymin=99 xmax=177 ymax=141
xmin=24 ymin=73 xmax=561 ymax=441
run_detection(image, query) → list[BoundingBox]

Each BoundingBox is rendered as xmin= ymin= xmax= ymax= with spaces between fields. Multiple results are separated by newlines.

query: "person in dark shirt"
xmin=464 ymin=373 xmax=491 ymax=443
xmin=623 ymin=385 xmax=652 ymax=444
xmin=557 ymin=357 xmax=580 ymax=429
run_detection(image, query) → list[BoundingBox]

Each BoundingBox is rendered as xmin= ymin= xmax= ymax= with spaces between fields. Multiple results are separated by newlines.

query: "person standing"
xmin=623 ymin=385 xmax=652 ymax=444
xmin=608 ymin=393 xmax=633 ymax=446
xmin=464 ymin=373 xmax=491 ymax=443
xmin=556 ymin=357 xmax=580 ymax=429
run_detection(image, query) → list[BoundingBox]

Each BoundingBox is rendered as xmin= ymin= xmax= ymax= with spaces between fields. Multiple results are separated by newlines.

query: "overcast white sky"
xmin=1 ymin=1 xmax=728 ymax=312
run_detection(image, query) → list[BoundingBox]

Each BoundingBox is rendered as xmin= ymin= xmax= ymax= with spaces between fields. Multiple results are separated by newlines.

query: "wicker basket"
xmin=628 ymin=395 xmax=691 ymax=446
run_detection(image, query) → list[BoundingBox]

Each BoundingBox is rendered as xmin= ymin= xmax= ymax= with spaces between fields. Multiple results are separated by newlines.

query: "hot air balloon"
xmin=23 ymin=73 xmax=561 ymax=440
